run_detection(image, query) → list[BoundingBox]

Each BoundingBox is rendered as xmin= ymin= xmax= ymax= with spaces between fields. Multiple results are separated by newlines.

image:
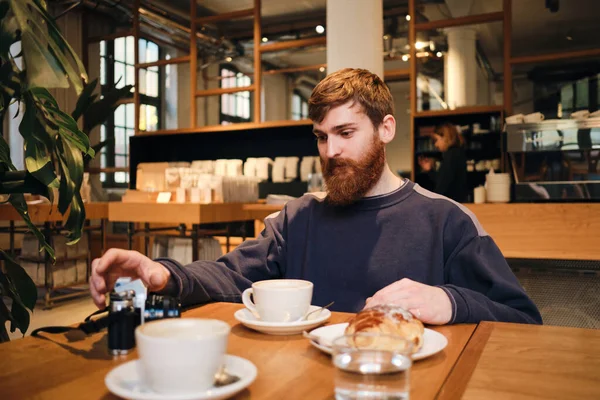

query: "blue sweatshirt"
xmin=158 ymin=180 xmax=542 ymax=325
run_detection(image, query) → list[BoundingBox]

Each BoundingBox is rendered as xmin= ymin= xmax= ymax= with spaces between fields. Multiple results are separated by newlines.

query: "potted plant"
xmin=0 ymin=0 xmax=95 ymax=341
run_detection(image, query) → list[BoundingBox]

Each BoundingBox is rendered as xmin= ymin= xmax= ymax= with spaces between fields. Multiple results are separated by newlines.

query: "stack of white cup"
xmin=485 ymin=171 xmax=511 ymax=203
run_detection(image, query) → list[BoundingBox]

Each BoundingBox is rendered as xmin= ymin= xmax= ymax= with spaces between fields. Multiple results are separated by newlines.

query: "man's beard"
xmin=321 ymin=134 xmax=386 ymax=206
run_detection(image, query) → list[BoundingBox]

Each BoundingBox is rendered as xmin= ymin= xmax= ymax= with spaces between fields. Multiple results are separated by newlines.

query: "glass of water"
xmin=331 ymin=333 xmax=413 ymax=400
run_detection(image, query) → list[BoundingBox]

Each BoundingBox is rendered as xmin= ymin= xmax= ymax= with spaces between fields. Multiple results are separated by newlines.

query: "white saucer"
xmin=105 ymin=355 xmax=257 ymax=400
xmin=234 ymin=305 xmax=331 ymax=335
xmin=307 ymin=323 xmax=448 ymax=361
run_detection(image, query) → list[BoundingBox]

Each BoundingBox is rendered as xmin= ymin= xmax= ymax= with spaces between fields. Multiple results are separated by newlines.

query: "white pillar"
xmin=326 ymin=0 xmax=384 ymax=79
xmin=445 ymin=27 xmax=477 ymax=109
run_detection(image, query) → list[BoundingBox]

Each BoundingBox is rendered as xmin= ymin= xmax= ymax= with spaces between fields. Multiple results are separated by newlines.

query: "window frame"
xmin=219 ymin=64 xmax=253 ymax=124
xmin=99 ymin=36 xmax=162 ymax=188
xmin=291 ymin=89 xmax=309 ymax=120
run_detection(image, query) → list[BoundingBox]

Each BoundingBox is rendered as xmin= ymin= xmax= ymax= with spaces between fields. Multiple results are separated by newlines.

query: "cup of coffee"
xmin=242 ymin=279 xmax=313 ymax=322
xmin=135 ymin=318 xmax=230 ymax=394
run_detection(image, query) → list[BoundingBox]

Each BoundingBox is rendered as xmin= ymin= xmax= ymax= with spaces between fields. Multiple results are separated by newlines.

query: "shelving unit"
xmin=412 ymin=109 xmax=504 ymax=200
xmin=0 ymin=203 xmax=108 ymax=308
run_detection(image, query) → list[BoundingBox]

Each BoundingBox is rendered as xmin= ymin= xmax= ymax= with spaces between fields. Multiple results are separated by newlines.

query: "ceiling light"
xmin=436 ymin=52 xmax=442 ymax=57
xmin=319 ymin=67 xmax=325 ymax=72
xmin=402 ymin=54 xmax=409 ymax=62
xmin=262 ymin=37 xmax=268 ymax=43
xmin=225 ymin=56 xmax=233 ymax=62
xmin=405 ymin=14 xmax=411 ymax=21
xmin=566 ymin=35 xmax=573 ymax=41
xmin=316 ymin=25 xmax=325 ymax=34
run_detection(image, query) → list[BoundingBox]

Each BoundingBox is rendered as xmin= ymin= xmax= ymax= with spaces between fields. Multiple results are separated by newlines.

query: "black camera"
xmin=108 ymin=290 xmax=181 ymax=355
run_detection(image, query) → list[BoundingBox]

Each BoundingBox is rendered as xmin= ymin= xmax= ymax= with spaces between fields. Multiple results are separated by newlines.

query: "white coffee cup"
xmin=523 ymin=112 xmax=545 ymax=123
xmin=242 ymin=279 xmax=313 ymax=322
xmin=135 ymin=318 xmax=230 ymax=394
xmin=474 ymin=186 xmax=486 ymax=204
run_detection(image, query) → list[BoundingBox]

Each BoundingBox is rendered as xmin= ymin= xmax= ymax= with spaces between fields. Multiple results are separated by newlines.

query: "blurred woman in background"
xmin=418 ymin=123 xmax=468 ymax=202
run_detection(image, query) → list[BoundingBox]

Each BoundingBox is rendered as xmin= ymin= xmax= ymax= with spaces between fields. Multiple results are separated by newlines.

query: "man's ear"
xmin=378 ymin=114 xmax=396 ymax=144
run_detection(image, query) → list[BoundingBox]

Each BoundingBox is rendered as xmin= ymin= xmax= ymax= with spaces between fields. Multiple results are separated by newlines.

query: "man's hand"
xmin=90 ymin=248 xmax=171 ymax=309
xmin=364 ymin=278 xmax=452 ymax=325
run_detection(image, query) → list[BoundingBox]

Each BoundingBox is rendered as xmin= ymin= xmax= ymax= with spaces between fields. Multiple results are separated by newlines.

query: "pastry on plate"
xmin=344 ymin=305 xmax=424 ymax=353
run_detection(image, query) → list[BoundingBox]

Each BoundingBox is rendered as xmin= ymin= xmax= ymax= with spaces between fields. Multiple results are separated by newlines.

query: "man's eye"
xmin=316 ymin=136 xmax=327 ymax=143
xmin=341 ymin=131 xmax=352 ymax=137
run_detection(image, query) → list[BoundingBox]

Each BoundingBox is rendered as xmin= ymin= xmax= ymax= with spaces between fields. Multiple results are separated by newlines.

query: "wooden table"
xmin=0 ymin=303 xmax=476 ymax=399
xmin=439 ymin=321 xmax=600 ymax=399
xmin=108 ymin=202 xmax=253 ymax=258
xmin=0 ymin=202 xmax=108 ymax=307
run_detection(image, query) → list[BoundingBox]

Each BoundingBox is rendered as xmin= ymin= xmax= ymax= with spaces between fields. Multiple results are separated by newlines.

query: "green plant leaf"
xmin=8 ymin=193 xmax=55 ymax=260
xmin=9 ymin=0 xmax=87 ymax=93
xmin=0 ymin=135 xmax=17 ymax=171
xmin=56 ymin=137 xmax=85 ymax=243
xmin=72 ymin=78 xmax=99 ymax=122
xmin=2 ymin=250 xmax=37 ymax=311
xmin=24 ymin=141 xmax=58 ymax=187
xmin=39 ymin=101 xmax=94 ymax=157
xmin=32 ymin=0 xmax=87 ymax=89
xmin=0 ymin=294 xmax=16 ymax=340
xmin=20 ymin=91 xmax=54 ymax=152
xmin=0 ymin=254 xmax=32 ymax=334
xmin=91 ymin=137 xmax=113 ymax=155
xmin=82 ymin=85 xmax=134 ymax=134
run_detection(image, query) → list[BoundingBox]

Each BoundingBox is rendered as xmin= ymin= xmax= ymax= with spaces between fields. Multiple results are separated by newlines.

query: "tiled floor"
xmin=6 ymin=290 xmax=97 ymax=341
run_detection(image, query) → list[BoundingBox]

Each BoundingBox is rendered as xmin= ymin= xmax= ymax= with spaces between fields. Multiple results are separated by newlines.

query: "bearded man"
xmin=90 ymin=68 xmax=541 ymax=325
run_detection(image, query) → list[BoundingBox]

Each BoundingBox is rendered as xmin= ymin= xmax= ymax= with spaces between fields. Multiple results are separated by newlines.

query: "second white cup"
xmin=242 ymin=279 xmax=313 ymax=322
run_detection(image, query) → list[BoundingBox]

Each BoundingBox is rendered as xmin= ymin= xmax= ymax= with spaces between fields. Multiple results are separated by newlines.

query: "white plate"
xmin=307 ymin=323 xmax=448 ymax=361
xmin=105 ymin=355 xmax=257 ymax=400
xmin=234 ymin=305 xmax=331 ymax=335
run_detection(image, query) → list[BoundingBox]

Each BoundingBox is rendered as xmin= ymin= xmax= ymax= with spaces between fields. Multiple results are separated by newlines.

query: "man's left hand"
xmin=364 ymin=278 xmax=453 ymax=325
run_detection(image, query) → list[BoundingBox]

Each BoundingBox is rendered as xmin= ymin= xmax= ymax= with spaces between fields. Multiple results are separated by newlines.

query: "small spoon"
xmin=214 ymin=364 xmax=240 ymax=387
xmin=298 ymin=301 xmax=335 ymax=321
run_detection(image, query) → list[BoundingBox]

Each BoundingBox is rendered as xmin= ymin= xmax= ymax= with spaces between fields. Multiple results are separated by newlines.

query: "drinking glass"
xmin=331 ymin=333 xmax=413 ymax=400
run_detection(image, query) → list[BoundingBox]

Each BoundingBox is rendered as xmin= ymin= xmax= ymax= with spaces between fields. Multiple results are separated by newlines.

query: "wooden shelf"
xmin=35 ymin=282 xmax=89 ymax=290
xmin=138 ymin=119 xmax=313 ymax=136
xmin=19 ymin=255 xmax=88 ymax=263
xmin=196 ymin=8 xmax=254 ymax=24
xmin=414 ymin=106 xmax=504 ymax=118
xmin=414 ymin=11 xmax=503 ymax=31
xmin=260 ymin=36 xmax=326 ymax=53
xmin=510 ymin=48 xmax=600 ymax=65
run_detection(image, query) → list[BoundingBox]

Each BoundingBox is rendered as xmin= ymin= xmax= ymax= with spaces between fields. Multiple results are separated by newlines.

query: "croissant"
xmin=344 ymin=305 xmax=424 ymax=353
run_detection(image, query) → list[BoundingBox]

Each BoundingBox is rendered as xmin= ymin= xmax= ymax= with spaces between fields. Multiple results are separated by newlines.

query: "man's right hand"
xmin=90 ymin=248 xmax=171 ymax=309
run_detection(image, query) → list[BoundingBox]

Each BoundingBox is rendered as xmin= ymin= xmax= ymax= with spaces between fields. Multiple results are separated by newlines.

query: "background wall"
xmin=386 ymin=81 xmax=412 ymax=176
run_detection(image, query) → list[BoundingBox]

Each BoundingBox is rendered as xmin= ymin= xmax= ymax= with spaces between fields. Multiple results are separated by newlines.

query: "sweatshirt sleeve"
xmin=439 ymin=234 xmax=542 ymax=325
xmin=155 ymin=209 xmax=287 ymax=307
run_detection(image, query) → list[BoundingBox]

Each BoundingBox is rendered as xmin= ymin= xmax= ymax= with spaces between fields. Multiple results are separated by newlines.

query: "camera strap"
xmin=31 ymin=307 xmax=109 ymax=337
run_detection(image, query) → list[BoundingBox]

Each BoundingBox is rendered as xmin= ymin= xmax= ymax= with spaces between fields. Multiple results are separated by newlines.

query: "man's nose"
xmin=326 ymin=136 xmax=342 ymax=158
